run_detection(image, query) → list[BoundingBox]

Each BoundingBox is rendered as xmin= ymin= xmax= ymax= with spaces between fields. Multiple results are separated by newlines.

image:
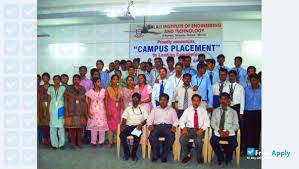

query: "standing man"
xmin=166 ymin=56 xmax=176 ymax=77
xmin=210 ymin=92 xmax=239 ymax=165
xmin=151 ymin=68 xmax=174 ymax=107
xmin=243 ymin=74 xmax=261 ymax=154
xmin=133 ymin=58 xmax=143 ymax=76
xmin=114 ymin=60 xmax=120 ymax=71
xmin=215 ymin=54 xmax=230 ymax=71
xmin=191 ymin=62 xmax=213 ymax=111
xmin=149 ymin=57 xmax=163 ymax=86
xmin=178 ymin=55 xmax=185 ymax=65
xmin=147 ymin=93 xmax=179 ymax=163
xmin=107 ymin=62 xmax=115 ymax=79
xmin=168 ymin=62 xmax=184 ymax=91
xmin=144 ymin=62 xmax=153 ymax=84
xmin=90 ymin=68 xmax=99 ymax=82
xmin=198 ymin=53 xmax=206 ymax=63
xmin=230 ymin=56 xmax=247 ymax=83
xmin=120 ymin=60 xmax=128 ymax=81
xmin=182 ymin=56 xmax=197 ymax=76
xmin=119 ymin=93 xmax=148 ymax=161
xmin=240 ymin=66 xmax=256 ymax=88
xmin=61 ymin=74 xmax=69 ymax=87
xmin=212 ymin=68 xmax=229 ymax=108
xmin=96 ymin=60 xmax=109 ymax=89
xmin=205 ymin=59 xmax=219 ymax=85
xmin=79 ymin=66 xmax=93 ymax=92
xmin=172 ymin=73 xmax=199 ymax=118
xmin=179 ymin=94 xmax=210 ymax=164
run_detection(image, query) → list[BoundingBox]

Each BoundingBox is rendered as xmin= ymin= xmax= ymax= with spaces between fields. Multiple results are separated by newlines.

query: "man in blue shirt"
xmin=205 ymin=59 xmax=219 ymax=85
xmin=191 ymin=62 xmax=213 ymax=112
xmin=152 ymin=67 xmax=174 ymax=107
xmin=230 ymin=56 xmax=247 ymax=83
xmin=96 ymin=60 xmax=109 ymax=89
xmin=215 ymin=54 xmax=230 ymax=71
xmin=182 ymin=56 xmax=197 ymax=76
xmin=240 ymin=66 xmax=256 ymax=88
xmin=243 ymin=73 xmax=261 ymax=154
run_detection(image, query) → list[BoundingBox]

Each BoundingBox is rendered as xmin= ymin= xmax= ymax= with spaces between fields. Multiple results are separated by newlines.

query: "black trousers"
xmin=231 ymin=104 xmax=244 ymax=151
xmin=210 ymin=132 xmax=238 ymax=161
xmin=243 ymin=110 xmax=261 ymax=152
xmin=177 ymin=110 xmax=184 ymax=119
xmin=148 ymin=124 xmax=175 ymax=160
xmin=119 ymin=125 xmax=142 ymax=157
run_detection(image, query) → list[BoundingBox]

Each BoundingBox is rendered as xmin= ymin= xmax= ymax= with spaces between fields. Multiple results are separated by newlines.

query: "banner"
xmin=129 ymin=22 xmax=223 ymax=66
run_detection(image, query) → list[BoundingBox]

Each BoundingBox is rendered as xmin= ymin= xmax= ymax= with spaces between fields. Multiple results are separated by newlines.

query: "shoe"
xmin=161 ymin=158 xmax=167 ymax=163
xmin=123 ymin=155 xmax=130 ymax=160
xmin=92 ymin=144 xmax=96 ymax=149
xmin=107 ymin=144 xmax=112 ymax=148
xmin=152 ymin=157 xmax=158 ymax=162
xmin=131 ymin=155 xmax=138 ymax=161
xmin=60 ymin=146 xmax=65 ymax=150
xmin=225 ymin=160 xmax=232 ymax=165
xmin=218 ymin=161 xmax=222 ymax=165
xmin=52 ymin=147 xmax=57 ymax=150
xmin=197 ymin=157 xmax=203 ymax=164
xmin=181 ymin=155 xmax=192 ymax=164
xmin=99 ymin=144 xmax=103 ymax=148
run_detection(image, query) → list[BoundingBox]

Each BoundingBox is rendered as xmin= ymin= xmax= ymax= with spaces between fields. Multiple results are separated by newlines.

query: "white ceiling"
xmin=37 ymin=0 xmax=261 ymax=26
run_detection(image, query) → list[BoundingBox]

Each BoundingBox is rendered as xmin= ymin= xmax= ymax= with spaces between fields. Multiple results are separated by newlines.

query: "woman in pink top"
xmin=135 ymin=74 xmax=152 ymax=114
xmin=86 ymin=77 xmax=108 ymax=148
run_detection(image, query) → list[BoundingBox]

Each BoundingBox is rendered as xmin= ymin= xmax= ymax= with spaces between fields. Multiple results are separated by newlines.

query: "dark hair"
xmin=115 ymin=69 xmax=122 ymax=75
xmin=90 ymin=68 xmax=98 ymax=75
xmin=159 ymin=93 xmax=169 ymax=101
xmin=159 ymin=67 xmax=167 ymax=73
xmin=128 ymin=66 xmax=135 ymax=70
xmin=197 ymin=62 xmax=207 ymax=70
xmin=198 ymin=53 xmax=206 ymax=58
xmin=42 ymin=72 xmax=50 ymax=79
xmin=61 ymin=74 xmax=69 ymax=78
xmin=249 ymin=73 xmax=259 ymax=80
xmin=120 ymin=60 xmax=126 ymax=65
xmin=126 ymin=60 xmax=133 ymax=64
xmin=166 ymin=56 xmax=174 ymax=63
xmin=126 ymin=76 xmax=134 ymax=82
xmin=141 ymin=61 xmax=147 ymax=65
xmin=175 ymin=62 xmax=183 ymax=68
xmin=217 ymin=54 xmax=225 ymax=60
xmin=96 ymin=60 xmax=104 ymax=66
xmin=109 ymin=62 xmax=115 ymax=66
xmin=53 ymin=75 xmax=61 ymax=81
xmin=192 ymin=94 xmax=201 ymax=101
xmin=178 ymin=55 xmax=185 ymax=60
xmin=79 ymin=66 xmax=87 ymax=71
xmin=146 ymin=62 xmax=153 ymax=67
xmin=132 ymin=92 xmax=141 ymax=100
xmin=228 ymin=70 xmax=237 ymax=76
xmin=154 ymin=57 xmax=163 ymax=63
xmin=114 ymin=60 xmax=120 ymax=63
xmin=235 ymin=56 xmax=243 ymax=62
xmin=220 ymin=92 xmax=230 ymax=99
xmin=219 ymin=68 xmax=228 ymax=74
xmin=247 ymin=66 xmax=256 ymax=72
xmin=93 ymin=77 xmax=101 ymax=84
xmin=37 ymin=74 xmax=41 ymax=79
xmin=258 ymin=71 xmax=262 ymax=77
xmin=185 ymin=56 xmax=191 ymax=60
xmin=111 ymin=74 xmax=119 ymax=80
xmin=138 ymin=74 xmax=147 ymax=84
xmin=133 ymin=58 xmax=140 ymax=63
xmin=73 ymin=74 xmax=81 ymax=80
xmin=183 ymin=73 xmax=192 ymax=79
xmin=206 ymin=59 xmax=216 ymax=65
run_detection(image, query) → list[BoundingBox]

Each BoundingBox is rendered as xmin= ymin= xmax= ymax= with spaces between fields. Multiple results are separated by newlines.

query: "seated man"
xmin=210 ymin=92 xmax=239 ymax=165
xmin=147 ymin=93 xmax=179 ymax=163
xmin=119 ymin=93 xmax=148 ymax=161
xmin=179 ymin=94 xmax=210 ymax=164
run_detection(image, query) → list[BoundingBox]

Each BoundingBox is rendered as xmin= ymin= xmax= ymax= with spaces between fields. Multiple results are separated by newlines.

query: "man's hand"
xmin=196 ymin=128 xmax=203 ymax=136
xmin=207 ymin=108 xmax=214 ymax=112
xmin=181 ymin=128 xmax=188 ymax=136
xmin=137 ymin=124 xmax=142 ymax=131
xmin=239 ymin=114 xmax=243 ymax=121
xmin=218 ymin=130 xmax=225 ymax=137
xmin=224 ymin=131 xmax=230 ymax=137
xmin=193 ymin=86 xmax=198 ymax=91
xmin=148 ymin=125 xmax=154 ymax=131
xmin=120 ymin=124 xmax=126 ymax=132
xmin=171 ymin=126 xmax=176 ymax=133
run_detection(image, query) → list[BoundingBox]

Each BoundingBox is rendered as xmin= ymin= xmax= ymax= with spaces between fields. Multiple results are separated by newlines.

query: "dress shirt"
xmin=191 ymin=74 xmax=213 ymax=108
xmin=215 ymin=65 xmax=230 ymax=71
xmin=212 ymin=81 xmax=229 ymax=96
xmin=223 ymin=82 xmax=245 ymax=114
xmin=167 ymin=69 xmax=176 ymax=77
xmin=147 ymin=106 xmax=179 ymax=127
xmin=108 ymin=71 xmax=115 ymax=80
xmin=151 ymin=78 xmax=174 ymax=107
xmin=211 ymin=107 xmax=239 ymax=136
xmin=245 ymin=86 xmax=262 ymax=111
xmin=205 ymin=69 xmax=220 ymax=85
xmin=120 ymin=68 xmax=128 ymax=80
xmin=182 ymin=67 xmax=197 ymax=76
xmin=172 ymin=84 xmax=199 ymax=109
xmin=230 ymin=67 xmax=247 ymax=83
xmin=239 ymin=78 xmax=251 ymax=89
xmin=149 ymin=68 xmax=161 ymax=86
xmin=168 ymin=74 xmax=184 ymax=102
xmin=98 ymin=71 xmax=109 ymax=89
xmin=122 ymin=105 xmax=148 ymax=126
xmin=143 ymin=71 xmax=150 ymax=84
xmin=179 ymin=106 xmax=210 ymax=130
xmin=79 ymin=77 xmax=93 ymax=92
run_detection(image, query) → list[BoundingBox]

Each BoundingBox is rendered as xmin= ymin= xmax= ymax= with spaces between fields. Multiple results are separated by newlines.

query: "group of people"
xmin=37 ymin=53 xmax=261 ymax=165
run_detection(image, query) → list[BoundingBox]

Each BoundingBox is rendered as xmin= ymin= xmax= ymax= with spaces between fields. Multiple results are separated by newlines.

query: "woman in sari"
xmin=64 ymin=74 xmax=87 ymax=149
xmin=105 ymin=75 xmax=125 ymax=148
xmin=47 ymin=75 xmax=66 ymax=150
xmin=38 ymin=72 xmax=52 ymax=147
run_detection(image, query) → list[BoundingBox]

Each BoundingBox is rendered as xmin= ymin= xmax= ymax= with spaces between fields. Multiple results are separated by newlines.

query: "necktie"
xmin=194 ymin=109 xmax=199 ymax=130
xmin=219 ymin=109 xmax=226 ymax=130
xmin=183 ymin=87 xmax=188 ymax=109
xmin=219 ymin=82 xmax=224 ymax=94
xmin=236 ymin=68 xmax=240 ymax=83
xmin=209 ymin=71 xmax=213 ymax=85
xmin=159 ymin=81 xmax=164 ymax=95
xmin=229 ymin=84 xmax=234 ymax=102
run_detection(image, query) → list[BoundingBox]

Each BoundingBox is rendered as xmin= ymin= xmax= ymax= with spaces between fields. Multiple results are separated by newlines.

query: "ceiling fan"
xmin=37 ymin=34 xmax=50 ymax=38
xmin=125 ymin=16 xmax=161 ymax=34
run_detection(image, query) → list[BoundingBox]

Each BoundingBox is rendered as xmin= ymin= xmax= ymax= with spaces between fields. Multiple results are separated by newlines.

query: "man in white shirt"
xmin=149 ymin=57 xmax=163 ymax=86
xmin=172 ymin=73 xmax=199 ymax=118
xmin=119 ymin=93 xmax=148 ymax=161
xmin=179 ymin=94 xmax=210 ymax=164
xmin=168 ymin=62 xmax=184 ymax=110
xmin=151 ymin=68 xmax=174 ymax=107
xmin=212 ymin=68 xmax=229 ymax=108
xmin=210 ymin=92 xmax=239 ymax=165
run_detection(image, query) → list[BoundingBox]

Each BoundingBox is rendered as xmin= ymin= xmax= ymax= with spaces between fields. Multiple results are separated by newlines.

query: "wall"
xmin=37 ymin=20 xmax=261 ymax=81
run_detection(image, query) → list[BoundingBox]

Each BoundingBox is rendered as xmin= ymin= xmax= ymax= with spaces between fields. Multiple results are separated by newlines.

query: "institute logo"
xmin=135 ymin=28 xmax=144 ymax=38
xmin=247 ymin=147 xmax=255 ymax=156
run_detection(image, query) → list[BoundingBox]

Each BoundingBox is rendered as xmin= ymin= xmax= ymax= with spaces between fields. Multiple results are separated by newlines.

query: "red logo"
xmin=135 ymin=29 xmax=144 ymax=38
